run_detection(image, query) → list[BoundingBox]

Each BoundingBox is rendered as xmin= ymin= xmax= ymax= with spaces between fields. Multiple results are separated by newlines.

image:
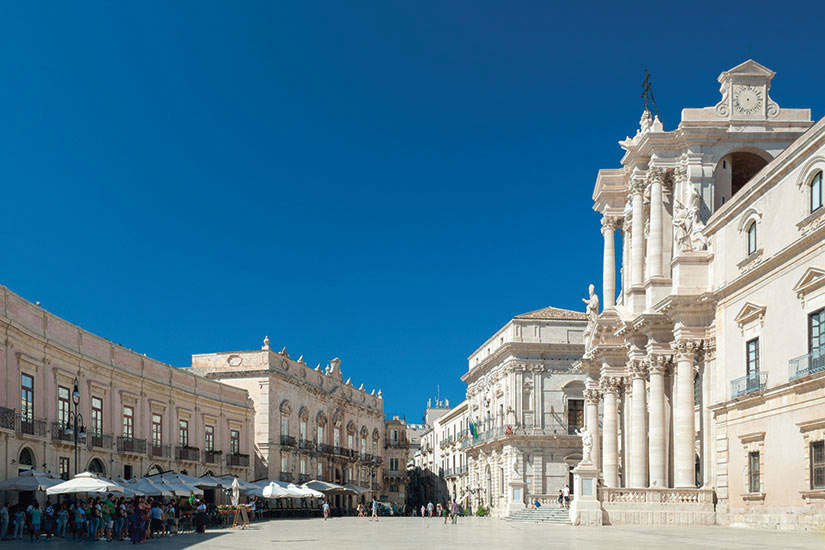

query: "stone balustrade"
xmin=599 ymin=487 xmax=715 ymax=525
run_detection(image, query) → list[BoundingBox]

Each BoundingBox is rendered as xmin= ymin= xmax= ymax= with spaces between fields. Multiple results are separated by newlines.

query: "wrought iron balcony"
xmin=117 ymin=436 xmax=146 ymax=454
xmin=149 ymin=444 xmax=171 ymax=458
xmin=227 ymin=453 xmax=250 ymax=467
xmin=297 ymin=438 xmax=312 ymax=451
xmin=203 ymin=450 xmax=222 ymax=464
xmin=175 ymin=446 xmax=200 ymax=462
xmin=16 ymin=415 xmax=46 ymax=438
xmin=88 ymin=433 xmax=113 ymax=449
xmin=385 ymin=439 xmax=409 ymax=449
xmin=0 ymin=406 xmax=15 ymax=431
xmin=789 ymin=349 xmax=825 ymax=380
xmin=280 ymin=435 xmax=296 ymax=447
xmin=298 ymin=473 xmax=310 ymax=483
xmin=279 ymin=472 xmax=294 ymax=482
xmin=316 ymin=442 xmax=334 ymax=455
xmin=372 ymin=455 xmax=383 ymax=465
xmin=51 ymin=422 xmax=74 ymax=443
xmin=731 ymin=371 xmax=768 ymax=398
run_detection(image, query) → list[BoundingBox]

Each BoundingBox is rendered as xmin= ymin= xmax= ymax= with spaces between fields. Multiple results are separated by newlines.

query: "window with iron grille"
xmin=812 ymin=441 xmax=825 ymax=490
xmin=748 ymin=451 xmax=760 ymax=493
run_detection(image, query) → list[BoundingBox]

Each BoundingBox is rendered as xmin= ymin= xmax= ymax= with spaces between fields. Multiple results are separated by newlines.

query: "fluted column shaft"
xmin=648 ymin=359 xmax=667 ymax=488
xmin=674 ymin=341 xmax=699 ymax=488
xmin=602 ymin=216 xmax=616 ymax=309
xmin=601 ymin=380 xmax=620 ymax=488
xmin=630 ymin=180 xmax=645 ymax=287
xmin=629 ymin=363 xmax=648 ymax=487
xmin=585 ymin=389 xmax=601 ymax=471
xmin=649 ymin=168 xmax=664 ymax=277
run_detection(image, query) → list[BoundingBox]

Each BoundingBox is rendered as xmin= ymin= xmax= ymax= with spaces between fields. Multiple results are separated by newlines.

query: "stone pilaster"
xmin=600 ymin=377 xmax=621 ymax=488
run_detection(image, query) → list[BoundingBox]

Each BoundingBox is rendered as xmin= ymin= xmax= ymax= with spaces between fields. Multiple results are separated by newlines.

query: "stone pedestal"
xmin=671 ymin=251 xmax=711 ymax=292
xmin=507 ymin=479 xmax=527 ymax=515
xmin=570 ymin=460 xmax=603 ymax=526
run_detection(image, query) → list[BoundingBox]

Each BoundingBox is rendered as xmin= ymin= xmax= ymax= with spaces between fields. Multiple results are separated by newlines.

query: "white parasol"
xmin=47 ymin=472 xmax=126 ymax=495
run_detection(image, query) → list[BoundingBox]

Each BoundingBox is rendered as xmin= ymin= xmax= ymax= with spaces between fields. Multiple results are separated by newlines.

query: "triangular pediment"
xmin=734 ymin=301 xmax=767 ymax=327
xmin=793 ymin=267 xmax=825 ymax=295
xmin=719 ymin=59 xmax=775 ymax=82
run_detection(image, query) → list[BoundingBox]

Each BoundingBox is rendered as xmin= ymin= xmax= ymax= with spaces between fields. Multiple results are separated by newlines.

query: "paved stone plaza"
xmin=3 ymin=518 xmax=824 ymax=549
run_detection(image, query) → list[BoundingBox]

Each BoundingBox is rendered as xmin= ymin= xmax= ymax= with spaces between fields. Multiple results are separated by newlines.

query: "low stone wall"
xmin=599 ymin=487 xmax=716 ymax=526
xmin=717 ymin=503 xmax=825 ymax=531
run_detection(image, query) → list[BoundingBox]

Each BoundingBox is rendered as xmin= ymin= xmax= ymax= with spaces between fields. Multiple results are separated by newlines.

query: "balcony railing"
xmin=372 ymin=455 xmax=383 ymax=466
xmin=227 ymin=453 xmax=250 ymax=467
xmin=150 ymin=444 xmax=171 ymax=458
xmin=203 ymin=450 xmax=222 ymax=464
xmin=461 ymin=420 xmax=570 ymax=449
xmin=176 ymin=446 xmax=200 ymax=462
xmin=88 ymin=433 xmax=113 ymax=449
xmin=297 ymin=438 xmax=312 ymax=451
xmin=51 ymin=422 xmax=74 ymax=443
xmin=385 ymin=440 xmax=409 ymax=449
xmin=16 ymin=415 xmax=46 ymax=438
xmin=790 ymin=349 xmax=825 ymax=380
xmin=360 ymin=452 xmax=372 ymax=462
xmin=0 ymin=406 xmax=16 ymax=431
xmin=316 ymin=442 xmax=334 ymax=455
xmin=298 ymin=473 xmax=310 ymax=483
xmin=731 ymin=371 xmax=768 ymax=399
xmin=279 ymin=472 xmax=294 ymax=482
xmin=280 ymin=435 xmax=296 ymax=447
xmin=117 ymin=436 xmax=146 ymax=454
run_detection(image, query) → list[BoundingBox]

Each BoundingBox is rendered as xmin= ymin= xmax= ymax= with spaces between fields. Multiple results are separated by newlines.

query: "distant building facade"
xmin=0 ymin=285 xmax=254 ymax=503
xmin=382 ymin=416 xmax=410 ymax=507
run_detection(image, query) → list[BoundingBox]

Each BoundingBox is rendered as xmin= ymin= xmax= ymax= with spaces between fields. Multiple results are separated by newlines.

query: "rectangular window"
xmin=810 ymin=309 xmax=825 ymax=357
xmin=347 ymin=433 xmax=354 ymax=450
xmin=21 ymin=373 xmax=34 ymax=422
xmin=123 ymin=464 xmax=133 ymax=480
xmin=91 ymin=397 xmax=103 ymax=436
xmin=58 ymin=386 xmax=70 ymax=428
xmin=334 ymin=427 xmax=341 ymax=448
xmin=205 ymin=425 xmax=214 ymax=452
xmin=390 ymin=484 xmax=398 ymax=493
xmin=748 ymin=451 xmax=760 ymax=493
xmin=151 ymin=414 xmax=163 ymax=447
xmin=122 ymin=406 xmax=134 ymax=439
xmin=746 ymin=338 xmax=759 ymax=377
xmin=317 ymin=461 xmax=323 ymax=478
xmin=567 ymin=399 xmax=584 ymax=433
xmin=230 ymin=429 xmax=240 ymax=454
xmin=59 ymin=457 xmax=70 ymax=480
xmin=316 ymin=425 xmax=324 ymax=443
xmin=812 ymin=441 xmax=825 ymax=490
xmin=281 ymin=415 xmax=289 ymax=436
xmin=299 ymin=419 xmax=307 ymax=441
xmin=300 ymin=457 xmax=307 ymax=475
xmin=391 ymin=429 xmax=398 ymax=444
xmin=281 ymin=456 xmax=288 ymax=474
xmin=179 ymin=419 xmax=189 ymax=447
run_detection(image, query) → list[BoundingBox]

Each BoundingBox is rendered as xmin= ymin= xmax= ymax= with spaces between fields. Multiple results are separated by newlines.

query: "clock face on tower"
xmin=733 ymin=85 xmax=763 ymax=116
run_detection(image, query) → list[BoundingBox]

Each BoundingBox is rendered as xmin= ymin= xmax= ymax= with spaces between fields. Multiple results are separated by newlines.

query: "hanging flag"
xmin=468 ymin=420 xmax=478 ymax=439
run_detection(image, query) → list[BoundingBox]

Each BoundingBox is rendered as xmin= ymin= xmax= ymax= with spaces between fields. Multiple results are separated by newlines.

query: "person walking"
xmin=451 ymin=501 xmax=459 ymax=524
xmin=195 ymin=499 xmax=207 ymax=534
xmin=322 ymin=499 xmax=330 ymax=521
xmin=13 ymin=506 xmax=25 ymax=540
xmin=557 ymin=490 xmax=564 ymax=508
xmin=563 ymin=485 xmax=571 ymax=508
xmin=29 ymin=502 xmax=42 ymax=543
xmin=0 ymin=502 xmax=9 ymax=541
xmin=370 ymin=498 xmax=378 ymax=522
xmin=427 ymin=501 xmax=433 ymax=518
xmin=72 ymin=504 xmax=85 ymax=542
xmin=56 ymin=504 xmax=68 ymax=539
xmin=43 ymin=501 xmax=54 ymax=540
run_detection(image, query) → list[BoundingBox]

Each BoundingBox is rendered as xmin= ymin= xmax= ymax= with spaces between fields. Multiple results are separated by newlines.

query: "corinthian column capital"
xmin=631 ymin=178 xmax=646 ymax=195
xmin=646 ymin=353 xmax=669 ymax=375
xmin=671 ymin=339 xmax=702 ymax=362
xmin=647 ymin=165 xmax=664 ymax=186
xmin=629 ymin=359 xmax=648 ymax=379
xmin=601 ymin=215 xmax=618 ymax=235
xmin=584 ymin=388 xmax=602 ymax=404
xmin=599 ymin=376 xmax=622 ymax=395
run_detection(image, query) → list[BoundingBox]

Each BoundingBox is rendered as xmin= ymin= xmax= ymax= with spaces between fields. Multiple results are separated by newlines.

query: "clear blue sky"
xmin=1 ymin=2 xmax=822 ymax=422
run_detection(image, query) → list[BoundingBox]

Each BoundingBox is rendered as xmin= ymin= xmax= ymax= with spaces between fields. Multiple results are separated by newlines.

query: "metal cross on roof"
xmin=641 ymin=68 xmax=660 ymax=118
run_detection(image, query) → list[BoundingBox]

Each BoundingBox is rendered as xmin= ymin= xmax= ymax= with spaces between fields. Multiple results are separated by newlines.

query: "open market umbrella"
xmin=130 ymin=478 xmax=174 ymax=497
xmin=302 ymin=480 xmax=356 ymax=495
xmin=259 ymin=482 xmax=290 ymax=499
xmin=0 ymin=470 xmax=61 ymax=492
xmin=230 ymin=478 xmax=240 ymax=506
xmin=47 ymin=472 xmax=126 ymax=495
xmin=342 ymin=483 xmax=370 ymax=495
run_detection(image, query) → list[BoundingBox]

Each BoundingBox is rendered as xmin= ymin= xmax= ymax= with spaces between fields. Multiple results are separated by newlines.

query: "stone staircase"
xmin=506 ymin=507 xmax=571 ymax=524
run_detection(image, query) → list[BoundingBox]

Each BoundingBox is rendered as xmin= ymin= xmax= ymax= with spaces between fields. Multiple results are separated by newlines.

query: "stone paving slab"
xmin=2 ymin=517 xmax=824 ymax=549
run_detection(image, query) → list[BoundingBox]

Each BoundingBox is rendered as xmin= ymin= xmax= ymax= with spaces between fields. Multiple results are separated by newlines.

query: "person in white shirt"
xmin=563 ymin=485 xmax=571 ymax=508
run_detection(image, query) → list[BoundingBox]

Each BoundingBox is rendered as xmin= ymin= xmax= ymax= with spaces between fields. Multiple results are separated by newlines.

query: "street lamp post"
xmin=64 ymin=377 xmax=86 ymax=476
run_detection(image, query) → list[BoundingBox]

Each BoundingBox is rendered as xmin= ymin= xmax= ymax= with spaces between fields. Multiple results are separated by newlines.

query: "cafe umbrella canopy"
xmin=46 ymin=472 xmax=127 ymax=495
xmin=0 ymin=470 xmax=61 ymax=493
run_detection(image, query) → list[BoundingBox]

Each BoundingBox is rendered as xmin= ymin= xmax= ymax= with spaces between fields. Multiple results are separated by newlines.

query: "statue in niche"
xmin=673 ymin=185 xmax=708 ymax=252
xmin=576 ymin=428 xmax=593 ymax=463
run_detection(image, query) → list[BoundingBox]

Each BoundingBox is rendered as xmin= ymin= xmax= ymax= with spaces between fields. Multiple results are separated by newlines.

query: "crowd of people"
xmin=0 ymin=495 xmax=211 ymax=544
xmin=414 ymin=501 xmax=461 ymax=524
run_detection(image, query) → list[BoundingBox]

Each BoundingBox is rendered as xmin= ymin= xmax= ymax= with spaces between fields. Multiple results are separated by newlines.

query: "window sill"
xmin=737 ymin=248 xmax=763 ymax=270
xmin=800 ymin=490 xmax=825 ymax=500
xmin=741 ymin=492 xmax=766 ymax=502
xmin=796 ymin=206 xmax=825 ymax=229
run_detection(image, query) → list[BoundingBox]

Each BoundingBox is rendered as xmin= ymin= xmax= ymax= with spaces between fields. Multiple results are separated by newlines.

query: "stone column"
xmin=584 ymin=388 xmax=601 ymax=471
xmin=601 ymin=215 xmax=617 ymax=309
xmin=600 ymin=378 xmax=620 ymax=488
xmin=648 ymin=167 xmax=664 ymax=278
xmin=630 ymin=179 xmax=646 ymax=287
xmin=673 ymin=340 xmax=700 ymax=488
xmin=629 ymin=361 xmax=648 ymax=488
xmin=647 ymin=355 xmax=667 ymax=488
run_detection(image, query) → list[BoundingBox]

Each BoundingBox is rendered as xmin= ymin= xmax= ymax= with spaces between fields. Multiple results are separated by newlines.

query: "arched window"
xmin=18 ymin=447 xmax=35 ymax=474
xmin=811 ymin=171 xmax=823 ymax=213
xmin=747 ymin=221 xmax=757 ymax=255
xmin=88 ymin=458 xmax=105 ymax=476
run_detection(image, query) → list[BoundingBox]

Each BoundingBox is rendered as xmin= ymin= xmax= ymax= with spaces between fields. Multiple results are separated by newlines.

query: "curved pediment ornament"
xmin=360 ymin=425 xmax=368 ymax=437
xmin=298 ymin=406 xmax=309 ymax=421
xmin=316 ymin=411 xmax=328 ymax=426
xmin=372 ymin=428 xmax=380 ymax=441
xmin=331 ymin=409 xmax=344 ymax=427
xmin=734 ymin=302 xmax=767 ymax=333
xmin=793 ymin=267 xmax=825 ymax=307
xmin=346 ymin=420 xmax=356 ymax=434
xmin=279 ymin=400 xmax=292 ymax=415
